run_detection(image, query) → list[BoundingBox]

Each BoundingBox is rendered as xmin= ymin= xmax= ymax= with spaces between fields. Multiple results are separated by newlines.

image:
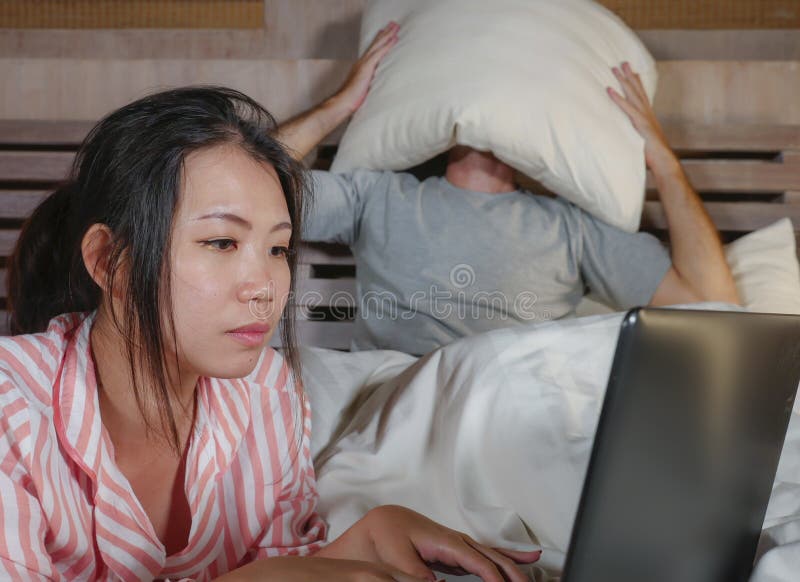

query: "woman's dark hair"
xmin=8 ymin=86 xmax=309 ymax=452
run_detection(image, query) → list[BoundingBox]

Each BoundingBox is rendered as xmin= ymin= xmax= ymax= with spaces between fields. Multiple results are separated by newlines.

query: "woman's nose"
xmin=236 ymin=279 xmax=275 ymax=304
xmin=236 ymin=254 xmax=275 ymax=304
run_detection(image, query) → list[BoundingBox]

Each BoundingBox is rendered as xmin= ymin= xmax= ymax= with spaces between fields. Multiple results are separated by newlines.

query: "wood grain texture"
xmin=642 ymin=201 xmax=800 ymax=231
xmin=0 ymin=0 xmax=264 ymax=29
xmin=653 ymin=61 xmax=800 ymax=125
xmin=0 ymin=152 xmax=74 ymax=182
xmin=0 ymin=230 xmax=19 ymax=256
xmin=2 ymin=28 xmax=800 ymax=61
xmin=3 ymin=119 xmax=798 ymax=153
xmin=602 ymin=0 xmax=800 ymax=29
xmin=0 ymin=190 xmax=48 ymax=219
xmin=0 ymin=60 xmax=797 ymax=125
xmin=646 ymin=159 xmax=800 ymax=193
xmin=663 ymin=124 xmax=800 ymax=152
xmin=0 ymin=58 xmax=351 ymax=122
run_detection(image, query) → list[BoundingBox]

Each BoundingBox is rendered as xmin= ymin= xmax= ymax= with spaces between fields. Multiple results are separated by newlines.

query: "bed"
xmin=1 ymin=58 xmax=799 ymax=581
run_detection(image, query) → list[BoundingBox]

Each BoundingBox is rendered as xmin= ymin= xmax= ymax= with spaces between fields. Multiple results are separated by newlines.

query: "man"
xmin=278 ymin=23 xmax=739 ymax=355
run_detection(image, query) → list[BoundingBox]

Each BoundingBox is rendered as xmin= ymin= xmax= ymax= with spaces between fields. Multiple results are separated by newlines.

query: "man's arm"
xmin=608 ymin=62 xmax=740 ymax=306
xmin=276 ymin=22 xmax=399 ymax=161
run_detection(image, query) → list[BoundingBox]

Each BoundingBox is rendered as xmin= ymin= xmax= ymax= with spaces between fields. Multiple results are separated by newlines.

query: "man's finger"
xmin=612 ymin=66 xmax=645 ymax=110
xmin=364 ymin=22 xmax=400 ymax=57
xmin=622 ymin=61 xmax=649 ymax=103
xmin=607 ymin=86 xmax=641 ymax=121
xmin=365 ymin=33 xmax=398 ymax=65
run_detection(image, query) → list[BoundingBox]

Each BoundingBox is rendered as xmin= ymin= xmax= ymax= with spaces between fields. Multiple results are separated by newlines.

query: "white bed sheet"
xmin=300 ymin=306 xmax=800 ymax=581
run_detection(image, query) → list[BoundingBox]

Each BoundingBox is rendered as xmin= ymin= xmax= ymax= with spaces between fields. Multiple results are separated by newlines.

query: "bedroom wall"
xmin=0 ymin=0 xmax=798 ymax=123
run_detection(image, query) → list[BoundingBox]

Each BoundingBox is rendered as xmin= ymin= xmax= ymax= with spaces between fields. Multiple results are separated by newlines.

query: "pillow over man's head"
xmin=332 ymin=0 xmax=657 ymax=232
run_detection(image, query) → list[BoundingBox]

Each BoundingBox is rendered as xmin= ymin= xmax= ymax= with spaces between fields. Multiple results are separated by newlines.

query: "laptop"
xmin=437 ymin=308 xmax=800 ymax=582
xmin=561 ymin=307 xmax=800 ymax=582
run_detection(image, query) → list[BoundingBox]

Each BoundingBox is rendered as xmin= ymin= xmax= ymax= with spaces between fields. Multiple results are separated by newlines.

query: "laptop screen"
xmin=562 ymin=308 xmax=800 ymax=582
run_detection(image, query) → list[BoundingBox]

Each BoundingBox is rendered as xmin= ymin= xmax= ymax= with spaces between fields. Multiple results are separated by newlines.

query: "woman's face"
xmin=168 ymin=144 xmax=293 ymax=379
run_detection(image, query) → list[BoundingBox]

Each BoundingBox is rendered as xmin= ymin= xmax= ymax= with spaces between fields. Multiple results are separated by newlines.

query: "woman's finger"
xmin=463 ymin=537 xmax=529 ymax=582
xmin=387 ymin=568 xmax=432 ymax=582
xmin=375 ymin=537 xmax=436 ymax=582
xmin=492 ymin=547 xmax=542 ymax=564
xmin=428 ymin=537 xmax=506 ymax=582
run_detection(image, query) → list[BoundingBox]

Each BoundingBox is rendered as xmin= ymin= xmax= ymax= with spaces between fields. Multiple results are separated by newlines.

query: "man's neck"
xmin=444 ymin=146 xmax=516 ymax=194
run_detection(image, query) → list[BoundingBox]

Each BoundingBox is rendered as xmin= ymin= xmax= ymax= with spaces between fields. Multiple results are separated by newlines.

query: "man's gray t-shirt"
xmin=304 ymin=169 xmax=671 ymax=354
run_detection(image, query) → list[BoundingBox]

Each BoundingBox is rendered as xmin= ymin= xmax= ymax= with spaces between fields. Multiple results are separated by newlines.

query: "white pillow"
xmin=725 ymin=218 xmax=800 ymax=315
xmin=332 ymin=0 xmax=657 ymax=232
xmin=574 ymin=218 xmax=800 ymax=315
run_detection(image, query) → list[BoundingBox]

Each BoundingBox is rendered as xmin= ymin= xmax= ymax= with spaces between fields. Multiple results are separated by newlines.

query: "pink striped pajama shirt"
xmin=0 ymin=312 xmax=327 ymax=581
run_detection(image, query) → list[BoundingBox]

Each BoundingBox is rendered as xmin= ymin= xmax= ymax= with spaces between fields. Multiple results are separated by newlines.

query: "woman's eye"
xmin=269 ymin=246 xmax=292 ymax=258
xmin=202 ymin=239 xmax=237 ymax=251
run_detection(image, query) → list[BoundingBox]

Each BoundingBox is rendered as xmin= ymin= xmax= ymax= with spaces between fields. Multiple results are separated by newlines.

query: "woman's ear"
xmin=81 ymin=224 xmax=115 ymax=293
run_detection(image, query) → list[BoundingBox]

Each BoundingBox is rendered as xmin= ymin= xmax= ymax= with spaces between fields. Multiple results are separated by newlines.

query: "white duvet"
xmin=301 ymin=308 xmax=800 ymax=581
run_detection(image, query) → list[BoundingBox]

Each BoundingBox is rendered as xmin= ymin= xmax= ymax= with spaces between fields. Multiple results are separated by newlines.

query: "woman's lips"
xmin=226 ymin=323 xmax=271 ymax=347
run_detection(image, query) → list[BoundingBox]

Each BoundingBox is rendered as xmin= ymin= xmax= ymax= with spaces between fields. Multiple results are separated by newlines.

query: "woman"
xmin=0 ymin=86 xmax=539 ymax=581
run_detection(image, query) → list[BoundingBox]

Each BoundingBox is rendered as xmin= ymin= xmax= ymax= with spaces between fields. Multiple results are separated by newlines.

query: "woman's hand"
xmin=332 ymin=21 xmax=400 ymax=114
xmin=318 ymin=505 xmax=541 ymax=582
xmin=607 ymin=62 xmax=680 ymax=175
xmin=216 ymin=554 xmax=431 ymax=581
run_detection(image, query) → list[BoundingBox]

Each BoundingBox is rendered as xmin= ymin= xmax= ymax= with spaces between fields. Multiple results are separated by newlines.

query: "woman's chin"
xmin=196 ymin=353 xmax=263 ymax=380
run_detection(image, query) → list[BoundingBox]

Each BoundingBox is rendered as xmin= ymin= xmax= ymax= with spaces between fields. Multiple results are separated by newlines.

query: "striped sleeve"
xmin=254 ymin=398 xmax=327 ymax=559
xmin=249 ymin=359 xmax=327 ymax=560
xmin=0 ymin=378 xmax=57 ymax=581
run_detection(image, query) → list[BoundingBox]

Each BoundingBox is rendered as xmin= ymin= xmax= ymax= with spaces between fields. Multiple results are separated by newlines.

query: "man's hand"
xmin=606 ymin=62 xmax=740 ymax=306
xmin=333 ymin=21 xmax=399 ymax=114
xmin=276 ymin=22 xmax=399 ymax=160
xmin=317 ymin=505 xmax=541 ymax=582
xmin=607 ymin=62 xmax=678 ymax=176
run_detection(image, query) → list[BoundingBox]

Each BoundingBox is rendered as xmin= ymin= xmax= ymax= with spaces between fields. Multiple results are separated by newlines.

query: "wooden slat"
xmin=296 ymin=272 xmax=357 ymax=304
xmin=654 ymin=61 xmax=800 ymax=125
xmin=0 ymin=311 xmax=8 ymax=336
xmin=646 ymin=159 xmax=800 ymax=193
xmin=0 ymin=152 xmax=73 ymax=182
xmin=0 ymin=0 xmax=264 ymax=29
xmin=0 ymin=120 xmax=91 ymax=146
xmin=603 ymin=0 xmax=800 ymax=29
xmin=299 ymin=244 xmax=355 ymax=265
xmin=0 ymin=120 xmax=797 ymax=156
xmin=636 ymin=30 xmax=800 ymax=61
xmin=0 ymin=269 xmax=6 ymax=299
xmin=0 ymin=190 xmax=48 ymax=219
xmin=2 ymin=28 xmax=800 ymax=61
xmin=0 ymin=230 xmax=19 ymax=256
xmin=0 ymin=59 xmax=351 ymax=123
xmin=269 ymin=320 xmax=354 ymax=350
xmin=664 ymin=123 xmax=800 ymax=152
xmin=0 ymin=60 xmax=798 ymax=126
xmin=642 ymin=201 xmax=800 ymax=232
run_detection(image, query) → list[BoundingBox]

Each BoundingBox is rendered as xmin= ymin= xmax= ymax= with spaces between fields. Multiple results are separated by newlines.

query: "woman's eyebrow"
xmin=194 ymin=212 xmax=252 ymax=229
xmin=271 ymin=221 xmax=292 ymax=233
xmin=193 ymin=213 xmax=291 ymax=233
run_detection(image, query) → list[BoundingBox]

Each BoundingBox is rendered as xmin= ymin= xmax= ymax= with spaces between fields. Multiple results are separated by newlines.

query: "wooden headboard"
xmin=1 ymin=119 xmax=798 ymax=346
